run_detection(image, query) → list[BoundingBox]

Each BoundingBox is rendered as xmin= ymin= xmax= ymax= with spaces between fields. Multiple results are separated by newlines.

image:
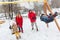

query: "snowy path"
xmin=0 ymin=17 xmax=60 ymax=40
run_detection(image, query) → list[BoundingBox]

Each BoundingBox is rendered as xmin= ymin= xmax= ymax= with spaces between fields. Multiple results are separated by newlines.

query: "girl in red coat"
xmin=28 ymin=10 xmax=38 ymax=31
xmin=15 ymin=12 xmax=23 ymax=33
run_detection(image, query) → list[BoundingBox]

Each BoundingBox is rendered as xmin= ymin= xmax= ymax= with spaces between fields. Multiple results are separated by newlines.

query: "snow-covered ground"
xmin=0 ymin=17 xmax=60 ymax=40
xmin=0 ymin=8 xmax=60 ymax=40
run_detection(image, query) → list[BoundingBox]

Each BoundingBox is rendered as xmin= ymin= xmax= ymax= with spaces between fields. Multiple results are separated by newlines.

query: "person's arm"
xmin=21 ymin=16 xmax=23 ymax=25
xmin=28 ymin=14 xmax=29 ymax=18
xmin=0 ymin=21 xmax=5 ymax=24
xmin=15 ymin=17 xmax=18 ymax=25
xmin=35 ymin=13 xmax=37 ymax=19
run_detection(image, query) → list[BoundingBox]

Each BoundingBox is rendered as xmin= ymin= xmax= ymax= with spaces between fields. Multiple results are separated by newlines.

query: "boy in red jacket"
xmin=15 ymin=12 xmax=23 ymax=33
xmin=28 ymin=10 xmax=38 ymax=31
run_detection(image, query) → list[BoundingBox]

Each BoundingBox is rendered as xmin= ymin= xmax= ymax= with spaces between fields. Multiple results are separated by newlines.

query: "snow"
xmin=20 ymin=2 xmax=34 ymax=9
xmin=0 ymin=0 xmax=60 ymax=40
xmin=0 ymin=7 xmax=60 ymax=40
xmin=0 ymin=17 xmax=60 ymax=40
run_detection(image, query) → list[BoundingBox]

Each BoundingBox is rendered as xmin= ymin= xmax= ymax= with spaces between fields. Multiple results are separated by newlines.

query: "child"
xmin=15 ymin=12 xmax=23 ymax=33
xmin=9 ymin=23 xmax=21 ymax=40
xmin=28 ymin=10 xmax=38 ymax=31
xmin=40 ymin=12 xmax=58 ymax=23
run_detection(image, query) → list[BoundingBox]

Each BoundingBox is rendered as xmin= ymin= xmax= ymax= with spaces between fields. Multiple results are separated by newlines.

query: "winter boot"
xmin=53 ymin=12 xmax=58 ymax=17
xmin=32 ymin=27 xmax=34 ymax=30
xmin=36 ymin=28 xmax=38 ymax=31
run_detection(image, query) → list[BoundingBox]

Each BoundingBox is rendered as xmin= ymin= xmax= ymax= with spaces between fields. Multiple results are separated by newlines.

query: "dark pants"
xmin=18 ymin=25 xmax=23 ymax=33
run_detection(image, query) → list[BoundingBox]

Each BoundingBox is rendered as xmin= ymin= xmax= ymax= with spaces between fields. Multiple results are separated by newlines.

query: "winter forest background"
xmin=0 ymin=0 xmax=60 ymax=19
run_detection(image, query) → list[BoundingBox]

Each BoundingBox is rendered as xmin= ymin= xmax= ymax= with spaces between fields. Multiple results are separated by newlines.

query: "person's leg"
xmin=46 ymin=23 xmax=49 ymax=28
xmin=31 ymin=22 xmax=34 ymax=30
xmin=40 ymin=14 xmax=45 ymax=21
xmin=42 ymin=16 xmax=49 ymax=28
xmin=17 ymin=32 xmax=21 ymax=39
xmin=16 ymin=36 xmax=19 ymax=40
xmin=15 ymin=32 xmax=19 ymax=40
xmin=19 ymin=34 xmax=21 ymax=38
xmin=35 ymin=22 xmax=38 ymax=31
xmin=53 ymin=12 xmax=58 ymax=17
xmin=21 ymin=27 xmax=23 ymax=33
xmin=18 ymin=25 xmax=20 ymax=32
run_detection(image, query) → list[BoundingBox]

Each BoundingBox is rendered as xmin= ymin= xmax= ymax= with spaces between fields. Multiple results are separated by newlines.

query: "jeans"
xmin=40 ymin=15 xmax=54 ymax=23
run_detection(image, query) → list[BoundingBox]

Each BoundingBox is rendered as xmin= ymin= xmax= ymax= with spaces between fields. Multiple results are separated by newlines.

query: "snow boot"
xmin=53 ymin=12 xmax=58 ymax=17
xmin=32 ymin=27 xmax=34 ymax=30
xmin=36 ymin=28 xmax=38 ymax=31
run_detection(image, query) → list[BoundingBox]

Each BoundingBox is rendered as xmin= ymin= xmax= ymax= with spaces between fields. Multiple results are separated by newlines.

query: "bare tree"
xmin=2 ymin=0 xmax=20 ymax=19
xmin=51 ymin=0 xmax=60 ymax=8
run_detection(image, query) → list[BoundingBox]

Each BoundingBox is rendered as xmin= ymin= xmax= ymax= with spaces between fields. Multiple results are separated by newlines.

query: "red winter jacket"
xmin=15 ymin=16 xmax=23 ymax=28
xmin=28 ymin=11 xmax=36 ymax=23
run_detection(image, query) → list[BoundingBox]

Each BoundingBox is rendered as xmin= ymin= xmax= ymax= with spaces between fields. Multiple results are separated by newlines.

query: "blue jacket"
xmin=40 ymin=12 xmax=58 ymax=23
xmin=40 ymin=15 xmax=54 ymax=23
